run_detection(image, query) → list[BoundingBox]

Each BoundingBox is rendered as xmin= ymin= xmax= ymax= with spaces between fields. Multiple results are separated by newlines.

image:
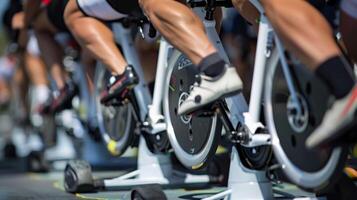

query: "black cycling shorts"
xmin=46 ymin=0 xmax=70 ymax=32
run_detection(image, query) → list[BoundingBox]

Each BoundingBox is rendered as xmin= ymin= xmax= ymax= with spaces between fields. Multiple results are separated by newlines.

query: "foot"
xmin=100 ymin=65 xmax=139 ymax=104
xmin=177 ymin=66 xmax=243 ymax=115
xmin=306 ymin=85 xmax=357 ymax=149
xmin=51 ymin=81 xmax=78 ymax=113
xmin=36 ymin=99 xmax=53 ymax=115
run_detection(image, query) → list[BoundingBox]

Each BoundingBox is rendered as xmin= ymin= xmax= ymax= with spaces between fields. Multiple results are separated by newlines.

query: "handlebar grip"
xmin=189 ymin=0 xmax=233 ymax=8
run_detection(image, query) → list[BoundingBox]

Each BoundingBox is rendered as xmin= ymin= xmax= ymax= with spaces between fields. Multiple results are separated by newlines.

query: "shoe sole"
xmin=180 ymin=89 xmax=242 ymax=115
xmin=318 ymin=112 xmax=357 ymax=148
xmin=52 ymin=88 xmax=79 ymax=113
xmin=100 ymin=81 xmax=138 ymax=104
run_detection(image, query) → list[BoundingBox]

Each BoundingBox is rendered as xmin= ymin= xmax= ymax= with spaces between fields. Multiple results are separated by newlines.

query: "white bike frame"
xmin=97 ymin=22 xmax=212 ymax=189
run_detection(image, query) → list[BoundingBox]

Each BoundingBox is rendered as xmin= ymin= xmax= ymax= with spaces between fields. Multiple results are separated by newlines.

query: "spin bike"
xmin=64 ymin=0 xmax=348 ymax=198
xmin=64 ymin=16 xmax=221 ymax=193
xmin=161 ymin=0 xmax=348 ymax=199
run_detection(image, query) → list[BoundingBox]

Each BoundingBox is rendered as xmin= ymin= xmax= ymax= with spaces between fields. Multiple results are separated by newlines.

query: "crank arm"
xmin=141 ymin=121 xmax=166 ymax=134
xmin=241 ymin=133 xmax=271 ymax=148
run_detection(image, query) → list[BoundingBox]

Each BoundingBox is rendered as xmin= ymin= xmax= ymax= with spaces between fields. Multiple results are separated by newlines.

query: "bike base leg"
xmin=202 ymin=147 xmax=273 ymax=200
xmin=103 ymin=137 xmax=212 ymax=190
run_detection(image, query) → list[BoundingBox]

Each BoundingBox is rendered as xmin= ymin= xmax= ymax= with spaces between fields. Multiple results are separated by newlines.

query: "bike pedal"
xmin=190 ymin=104 xmax=219 ymax=117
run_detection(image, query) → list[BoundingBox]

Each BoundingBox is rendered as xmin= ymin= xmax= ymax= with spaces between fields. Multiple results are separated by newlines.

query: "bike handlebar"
xmin=188 ymin=0 xmax=233 ymax=8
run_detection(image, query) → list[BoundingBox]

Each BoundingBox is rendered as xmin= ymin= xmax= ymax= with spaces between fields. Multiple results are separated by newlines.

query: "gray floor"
xmin=1 ymin=158 xmax=355 ymax=200
xmin=0 ymin=169 xmax=320 ymax=200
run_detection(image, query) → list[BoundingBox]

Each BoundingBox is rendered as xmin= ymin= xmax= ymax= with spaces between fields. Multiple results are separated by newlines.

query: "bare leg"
xmin=232 ymin=0 xmax=341 ymax=69
xmin=260 ymin=0 xmax=341 ymax=69
xmin=231 ymin=0 xmax=259 ymax=30
xmin=135 ymin=37 xmax=158 ymax=83
xmin=24 ymin=52 xmax=48 ymax=86
xmin=139 ymin=0 xmax=217 ymax=65
xmin=13 ymin=63 xmax=29 ymax=117
xmin=80 ymin=49 xmax=96 ymax=93
xmin=64 ymin=0 xmax=127 ymax=75
xmin=0 ymin=79 xmax=10 ymax=104
xmin=32 ymin=10 xmax=66 ymax=89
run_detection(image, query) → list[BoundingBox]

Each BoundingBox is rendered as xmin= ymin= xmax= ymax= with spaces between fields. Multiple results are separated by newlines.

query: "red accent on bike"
xmin=100 ymin=90 xmax=109 ymax=100
xmin=341 ymin=86 xmax=357 ymax=117
xmin=41 ymin=0 xmax=52 ymax=6
xmin=110 ymin=76 xmax=127 ymax=93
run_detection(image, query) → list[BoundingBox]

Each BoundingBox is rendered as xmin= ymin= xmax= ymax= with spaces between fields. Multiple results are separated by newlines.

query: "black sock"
xmin=197 ymin=53 xmax=225 ymax=78
xmin=315 ymin=56 xmax=355 ymax=99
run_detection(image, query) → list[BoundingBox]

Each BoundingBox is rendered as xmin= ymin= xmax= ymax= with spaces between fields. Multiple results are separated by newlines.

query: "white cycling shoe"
xmin=177 ymin=66 xmax=243 ymax=115
xmin=306 ymin=85 xmax=357 ymax=149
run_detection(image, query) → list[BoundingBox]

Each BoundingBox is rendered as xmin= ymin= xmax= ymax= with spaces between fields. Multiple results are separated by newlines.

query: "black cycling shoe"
xmin=100 ymin=65 xmax=139 ymax=104
xmin=37 ymin=99 xmax=53 ymax=115
xmin=51 ymin=81 xmax=78 ymax=113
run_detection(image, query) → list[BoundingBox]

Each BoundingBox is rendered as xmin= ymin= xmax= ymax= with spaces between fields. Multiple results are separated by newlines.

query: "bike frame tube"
xmin=200 ymin=10 xmax=230 ymax=63
xmin=112 ymin=23 xmax=152 ymax=122
xmin=199 ymin=8 xmax=250 ymax=127
xmin=71 ymin=60 xmax=92 ymax=121
xmin=148 ymin=38 xmax=172 ymax=123
xmin=248 ymin=16 xmax=270 ymax=122
xmin=250 ymin=0 xmax=301 ymax=118
xmin=274 ymin=35 xmax=302 ymax=114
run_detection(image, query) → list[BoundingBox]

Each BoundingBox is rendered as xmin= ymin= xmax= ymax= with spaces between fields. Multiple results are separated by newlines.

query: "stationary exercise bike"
xmin=64 ymin=15 xmax=221 ymax=194
xmin=161 ymin=0 xmax=347 ymax=199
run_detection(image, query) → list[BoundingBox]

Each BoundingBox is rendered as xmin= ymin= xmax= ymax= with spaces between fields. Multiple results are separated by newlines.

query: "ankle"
xmin=315 ymin=56 xmax=356 ymax=99
xmin=197 ymin=52 xmax=226 ymax=78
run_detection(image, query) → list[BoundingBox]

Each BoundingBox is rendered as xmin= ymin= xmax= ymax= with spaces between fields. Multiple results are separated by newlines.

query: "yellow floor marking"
xmin=53 ymin=181 xmax=65 ymax=191
xmin=75 ymin=193 xmax=108 ymax=200
xmin=27 ymin=173 xmax=42 ymax=180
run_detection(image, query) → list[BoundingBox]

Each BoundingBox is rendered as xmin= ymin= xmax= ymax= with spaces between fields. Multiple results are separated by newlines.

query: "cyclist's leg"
xmin=64 ymin=0 xmax=127 ymax=75
xmin=24 ymin=53 xmax=48 ymax=86
xmin=140 ymin=0 xmax=243 ymax=115
xmin=231 ymin=0 xmax=259 ymax=29
xmin=306 ymin=0 xmax=357 ymax=148
xmin=139 ymin=0 xmax=216 ymax=65
xmin=24 ymin=36 xmax=48 ymax=87
xmin=260 ymin=0 xmax=342 ymax=68
xmin=32 ymin=7 xmax=83 ymax=113
xmin=247 ymin=0 xmax=357 ymax=147
xmin=340 ymin=0 xmax=357 ymax=63
xmin=0 ymin=78 xmax=10 ymax=106
xmin=231 ymin=0 xmax=356 ymax=147
xmin=13 ymin=61 xmax=30 ymax=120
xmin=32 ymin=10 xmax=66 ymax=89
xmin=64 ymin=0 xmax=142 ymax=103
xmin=80 ymin=49 xmax=96 ymax=93
xmin=24 ymin=35 xmax=52 ymax=114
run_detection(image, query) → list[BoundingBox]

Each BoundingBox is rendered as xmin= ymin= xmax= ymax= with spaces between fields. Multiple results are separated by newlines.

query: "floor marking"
xmin=75 ymin=193 xmax=108 ymax=200
xmin=53 ymin=181 xmax=65 ymax=191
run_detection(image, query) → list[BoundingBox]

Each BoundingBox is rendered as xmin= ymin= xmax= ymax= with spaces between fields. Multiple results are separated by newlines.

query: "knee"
xmin=231 ymin=0 xmax=248 ymax=12
xmin=261 ymin=0 xmax=314 ymax=25
xmin=140 ymin=0 xmax=198 ymax=26
xmin=260 ymin=0 xmax=281 ymax=17
xmin=139 ymin=0 xmax=157 ymax=17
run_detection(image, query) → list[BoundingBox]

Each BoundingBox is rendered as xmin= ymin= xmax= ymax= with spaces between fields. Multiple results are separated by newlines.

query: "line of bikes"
xmin=3 ymin=0 xmax=356 ymax=199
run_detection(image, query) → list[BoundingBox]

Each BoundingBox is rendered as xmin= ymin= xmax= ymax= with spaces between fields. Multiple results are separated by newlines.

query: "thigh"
xmin=231 ymin=0 xmax=259 ymax=26
xmin=32 ymin=9 xmax=58 ymax=34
